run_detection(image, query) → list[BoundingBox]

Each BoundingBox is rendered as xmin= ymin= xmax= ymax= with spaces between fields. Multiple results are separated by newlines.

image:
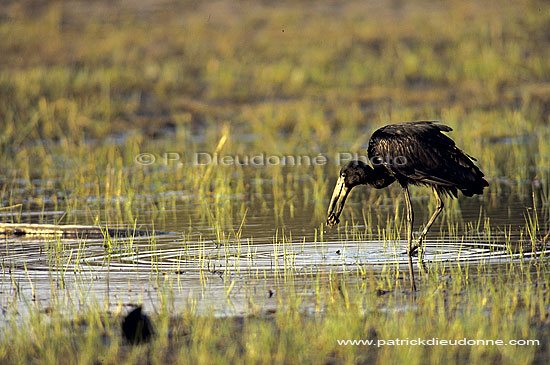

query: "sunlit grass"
xmin=1 ymin=259 xmax=549 ymax=364
xmin=1 ymin=0 xmax=550 ymax=363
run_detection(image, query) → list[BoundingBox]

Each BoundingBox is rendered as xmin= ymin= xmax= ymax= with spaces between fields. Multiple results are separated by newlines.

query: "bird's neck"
xmin=363 ymin=163 xmax=395 ymax=189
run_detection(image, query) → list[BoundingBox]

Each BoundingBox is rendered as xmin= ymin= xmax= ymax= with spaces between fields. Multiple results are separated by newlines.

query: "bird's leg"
xmin=412 ymin=187 xmax=444 ymax=273
xmin=403 ymin=186 xmax=416 ymax=292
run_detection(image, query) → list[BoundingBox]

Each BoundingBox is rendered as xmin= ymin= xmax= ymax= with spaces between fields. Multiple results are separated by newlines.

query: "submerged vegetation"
xmin=1 ymin=0 xmax=550 ymax=363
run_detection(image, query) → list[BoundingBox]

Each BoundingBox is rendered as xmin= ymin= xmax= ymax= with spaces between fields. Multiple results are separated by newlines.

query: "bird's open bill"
xmin=326 ymin=175 xmax=350 ymax=227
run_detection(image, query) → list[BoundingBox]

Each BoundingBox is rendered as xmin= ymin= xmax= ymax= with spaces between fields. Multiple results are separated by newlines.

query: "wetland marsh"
xmin=2 ymin=0 xmax=550 ymax=363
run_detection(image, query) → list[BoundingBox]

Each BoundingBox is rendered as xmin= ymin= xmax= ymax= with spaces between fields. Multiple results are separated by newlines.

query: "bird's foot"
xmin=326 ymin=213 xmax=339 ymax=227
xmin=416 ymin=246 xmax=429 ymax=274
xmin=405 ymin=242 xmax=428 ymax=274
xmin=402 ymin=249 xmax=418 ymax=256
xmin=405 ymin=242 xmax=422 ymax=256
xmin=409 ymin=238 xmax=426 ymax=255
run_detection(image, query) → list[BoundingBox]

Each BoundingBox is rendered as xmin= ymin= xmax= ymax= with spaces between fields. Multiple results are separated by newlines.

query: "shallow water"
xmin=2 ymin=178 xmax=549 ymax=316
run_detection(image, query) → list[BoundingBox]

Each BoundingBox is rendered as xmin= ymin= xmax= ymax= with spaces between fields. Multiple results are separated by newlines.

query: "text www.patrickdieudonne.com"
xmin=337 ymin=338 xmax=540 ymax=347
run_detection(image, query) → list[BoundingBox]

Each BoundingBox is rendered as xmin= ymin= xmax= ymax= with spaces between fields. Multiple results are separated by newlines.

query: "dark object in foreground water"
xmin=326 ymin=121 xmax=489 ymax=291
xmin=122 ymin=305 xmax=155 ymax=344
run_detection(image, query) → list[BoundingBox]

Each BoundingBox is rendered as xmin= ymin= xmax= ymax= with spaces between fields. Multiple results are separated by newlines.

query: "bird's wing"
xmin=367 ymin=121 xmax=484 ymax=191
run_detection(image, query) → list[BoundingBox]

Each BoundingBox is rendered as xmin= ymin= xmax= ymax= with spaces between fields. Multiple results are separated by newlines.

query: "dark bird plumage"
xmin=367 ymin=121 xmax=487 ymax=197
xmin=326 ymin=121 xmax=488 ymax=291
xmin=121 ymin=305 xmax=155 ymax=344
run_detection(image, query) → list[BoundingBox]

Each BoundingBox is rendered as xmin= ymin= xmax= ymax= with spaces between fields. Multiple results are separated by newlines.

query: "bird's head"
xmin=326 ymin=160 xmax=369 ymax=227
